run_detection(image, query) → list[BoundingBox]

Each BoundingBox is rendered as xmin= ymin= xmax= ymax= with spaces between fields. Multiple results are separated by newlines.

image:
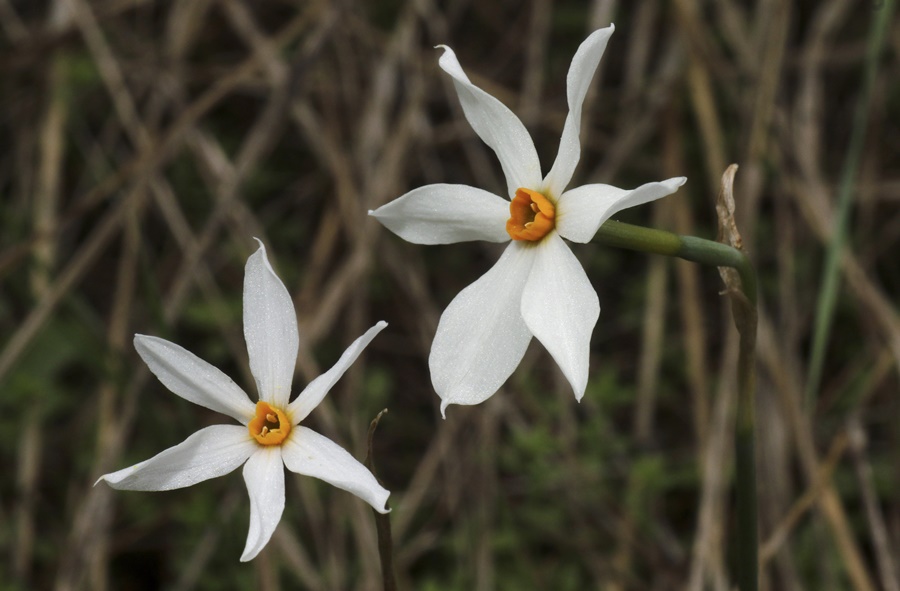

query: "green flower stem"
xmin=595 ymin=219 xmax=758 ymax=591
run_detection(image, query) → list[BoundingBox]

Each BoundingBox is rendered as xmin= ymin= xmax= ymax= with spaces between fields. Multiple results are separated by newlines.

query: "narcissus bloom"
xmin=97 ymin=241 xmax=390 ymax=562
xmin=370 ymin=25 xmax=685 ymax=415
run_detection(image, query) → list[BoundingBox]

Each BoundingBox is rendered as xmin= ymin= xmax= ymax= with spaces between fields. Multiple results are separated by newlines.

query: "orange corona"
xmin=249 ymin=401 xmax=292 ymax=446
xmin=506 ymin=188 xmax=556 ymax=242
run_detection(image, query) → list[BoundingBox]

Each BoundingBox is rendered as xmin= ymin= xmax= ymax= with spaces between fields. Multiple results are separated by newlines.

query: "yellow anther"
xmin=266 ymin=413 xmax=277 ymax=423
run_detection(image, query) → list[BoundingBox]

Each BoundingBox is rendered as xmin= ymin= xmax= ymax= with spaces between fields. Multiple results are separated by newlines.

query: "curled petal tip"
xmin=439 ymin=400 xmax=449 ymax=419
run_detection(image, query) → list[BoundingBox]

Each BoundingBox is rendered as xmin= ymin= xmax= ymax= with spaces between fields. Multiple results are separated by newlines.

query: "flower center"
xmin=249 ymin=401 xmax=292 ymax=446
xmin=506 ymin=188 xmax=556 ymax=242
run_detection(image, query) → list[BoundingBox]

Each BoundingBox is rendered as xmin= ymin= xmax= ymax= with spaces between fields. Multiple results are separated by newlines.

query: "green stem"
xmin=595 ymin=219 xmax=758 ymax=591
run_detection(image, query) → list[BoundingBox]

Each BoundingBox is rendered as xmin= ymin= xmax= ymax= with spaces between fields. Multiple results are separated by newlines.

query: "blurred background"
xmin=1 ymin=0 xmax=898 ymax=589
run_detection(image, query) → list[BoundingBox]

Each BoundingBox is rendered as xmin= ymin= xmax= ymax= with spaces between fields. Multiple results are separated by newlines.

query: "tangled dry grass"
xmin=1 ymin=0 xmax=898 ymax=589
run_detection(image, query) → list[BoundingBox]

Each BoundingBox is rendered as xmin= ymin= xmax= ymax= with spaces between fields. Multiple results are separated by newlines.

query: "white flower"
xmin=370 ymin=25 xmax=685 ymax=416
xmin=97 ymin=240 xmax=390 ymax=562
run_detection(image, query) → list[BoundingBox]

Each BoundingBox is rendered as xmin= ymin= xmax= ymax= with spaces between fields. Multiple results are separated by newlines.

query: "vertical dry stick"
xmin=679 ymin=11 xmax=732 ymax=580
xmin=753 ymin=301 xmax=876 ymax=591
xmin=673 ymin=0 xmax=727 ymax=194
xmin=519 ymin=0 xmax=551 ymax=126
xmin=756 ymin=381 xmax=802 ymax=590
xmin=365 ymin=410 xmax=396 ymax=591
xmin=13 ymin=33 xmax=68 ymax=586
xmin=612 ymin=213 xmax=669 ymax=587
xmin=769 ymin=135 xmax=804 ymax=591
xmin=62 ymin=2 xmax=156 ymax=585
xmin=474 ymin=400 xmax=500 ymax=591
xmin=688 ymin=358 xmax=735 ymax=591
xmin=13 ymin=410 xmax=40 ymax=583
xmin=88 ymin=196 xmax=141 ymax=591
xmin=621 ymin=0 xmax=658 ymax=102
xmin=588 ymin=0 xmax=618 ymax=33
xmin=663 ymin=104 xmax=710 ymax=451
xmin=715 ymin=165 xmax=758 ymax=591
xmin=634 ymin=187 xmax=670 ymax=440
xmin=848 ymin=417 xmax=900 ymax=591
xmin=51 ymin=198 xmax=141 ymax=591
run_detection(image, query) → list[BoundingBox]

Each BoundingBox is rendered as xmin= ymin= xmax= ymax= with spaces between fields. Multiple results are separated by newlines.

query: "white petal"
xmin=429 ymin=242 xmax=536 ymax=415
xmin=134 ymin=335 xmax=255 ymax=424
xmin=244 ymin=239 xmax=299 ymax=408
xmin=282 ymin=427 xmax=390 ymax=513
xmin=556 ymin=177 xmax=687 ymax=243
xmin=369 ymin=184 xmax=511 ymax=244
xmin=542 ymin=26 xmax=615 ymax=198
xmin=240 ymin=447 xmax=285 ymax=562
xmin=437 ymin=46 xmax=542 ymax=196
xmin=96 ymin=425 xmax=256 ymax=491
xmin=521 ymin=233 xmax=599 ymax=400
xmin=288 ymin=321 xmax=388 ymax=423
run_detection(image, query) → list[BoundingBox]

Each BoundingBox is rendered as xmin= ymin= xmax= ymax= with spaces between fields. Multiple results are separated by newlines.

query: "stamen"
xmin=248 ymin=401 xmax=292 ymax=446
xmin=506 ymin=188 xmax=556 ymax=242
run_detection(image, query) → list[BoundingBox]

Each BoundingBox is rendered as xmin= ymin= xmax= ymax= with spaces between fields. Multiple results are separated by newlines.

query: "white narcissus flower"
xmin=370 ymin=25 xmax=686 ymax=416
xmin=97 ymin=240 xmax=390 ymax=562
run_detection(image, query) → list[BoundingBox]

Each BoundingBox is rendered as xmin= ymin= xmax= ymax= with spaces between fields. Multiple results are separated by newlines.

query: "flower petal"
xmin=369 ymin=184 xmax=511 ymax=244
xmin=437 ymin=46 xmax=542 ymax=197
xmin=244 ymin=239 xmax=299 ymax=408
xmin=556 ymin=177 xmax=687 ymax=243
xmin=429 ymin=242 xmax=536 ymax=416
xmin=240 ymin=447 xmax=285 ymax=562
xmin=96 ymin=425 xmax=256 ymax=491
xmin=521 ymin=233 xmax=599 ymax=401
xmin=288 ymin=321 xmax=388 ymax=423
xmin=542 ymin=25 xmax=615 ymax=199
xmin=134 ymin=335 xmax=255 ymax=424
xmin=282 ymin=427 xmax=390 ymax=513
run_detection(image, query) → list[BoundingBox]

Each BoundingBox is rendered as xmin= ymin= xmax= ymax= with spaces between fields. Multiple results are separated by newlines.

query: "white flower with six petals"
xmin=97 ymin=240 xmax=390 ymax=562
xmin=370 ymin=25 xmax=686 ymax=415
